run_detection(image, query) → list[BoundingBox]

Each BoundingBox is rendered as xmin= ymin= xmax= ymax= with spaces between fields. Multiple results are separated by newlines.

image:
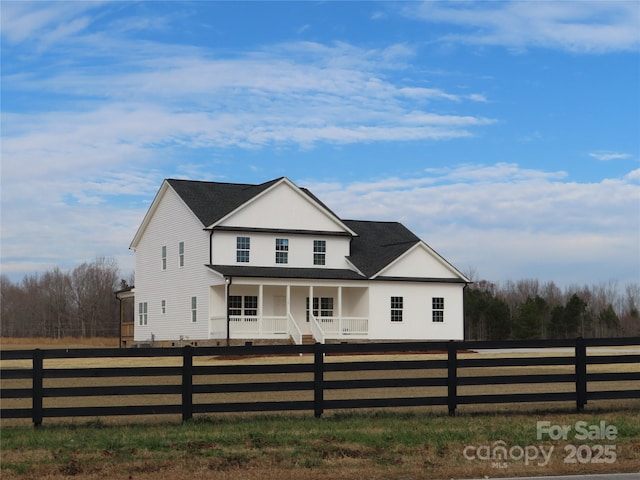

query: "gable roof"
xmin=167 ymin=177 xmax=355 ymax=235
xmin=167 ymin=177 xmax=282 ymax=227
xmin=132 ymin=177 xmax=468 ymax=282
xmin=344 ymin=220 xmax=420 ymax=278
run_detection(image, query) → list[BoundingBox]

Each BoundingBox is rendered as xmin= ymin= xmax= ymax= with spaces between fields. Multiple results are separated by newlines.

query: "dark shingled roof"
xmin=344 ymin=220 xmax=420 ymax=277
xmin=167 ymin=178 xmax=282 ymax=227
xmin=207 ymin=265 xmax=365 ymax=280
xmin=166 ymin=178 xmax=427 ymax=279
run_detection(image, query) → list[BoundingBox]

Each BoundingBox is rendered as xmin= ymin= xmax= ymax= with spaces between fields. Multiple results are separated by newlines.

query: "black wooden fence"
xmin=1 ymin=337 xmax=638 ymax=426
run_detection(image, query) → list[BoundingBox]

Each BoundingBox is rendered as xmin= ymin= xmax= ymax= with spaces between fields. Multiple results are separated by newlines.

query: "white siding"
xmin=219 ymin=181 xmax=347 ymax=233
xmin=211 ymin=231 xmax=351 ymax=269
xmin=378 ymin=244 xmax=459 ymax=279
xmin=367 ymin=282 xmax=464 ymax=340
xmin=134 ymin=186 xmax=222 ymax=342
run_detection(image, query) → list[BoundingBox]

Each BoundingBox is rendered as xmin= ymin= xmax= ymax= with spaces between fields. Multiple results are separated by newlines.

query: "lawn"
xmin=1 ymin=409 xmax=639 ymax=480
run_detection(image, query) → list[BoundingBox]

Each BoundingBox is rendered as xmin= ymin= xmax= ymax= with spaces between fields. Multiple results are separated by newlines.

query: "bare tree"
xmin=72 ymin=256 xmax=120 ymax=337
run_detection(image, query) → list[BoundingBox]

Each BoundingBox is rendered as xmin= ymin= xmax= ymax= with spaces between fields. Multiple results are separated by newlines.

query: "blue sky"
xmin=1 ymin=1 xmax=639 ymax=288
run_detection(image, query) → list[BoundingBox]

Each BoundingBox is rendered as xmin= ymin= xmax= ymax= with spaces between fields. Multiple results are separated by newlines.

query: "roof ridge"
xmin=167 ymin=178 xmax=274 ymax=187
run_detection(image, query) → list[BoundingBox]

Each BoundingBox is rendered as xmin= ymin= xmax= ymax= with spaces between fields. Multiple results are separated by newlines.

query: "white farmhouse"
xmin=129 ymin=177 xmax=469 ymax=345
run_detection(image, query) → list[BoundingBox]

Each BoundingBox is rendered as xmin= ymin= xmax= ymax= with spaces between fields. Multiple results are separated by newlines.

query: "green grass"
xmin=2 ymin=409 xmax=639 ymax=479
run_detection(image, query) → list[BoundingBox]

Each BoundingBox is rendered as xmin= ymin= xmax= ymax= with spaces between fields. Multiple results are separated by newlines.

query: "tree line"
xmin=1 ymin=258 xmax=638 ymax=340
xmin=464 ymin=277 xmax=639 ymax=340
xmin=0 ymin=257 xmax=128 ymax=338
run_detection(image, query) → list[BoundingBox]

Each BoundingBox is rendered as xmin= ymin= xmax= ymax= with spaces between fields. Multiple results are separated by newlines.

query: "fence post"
xmin=313 ymin=343 xmax=324 ymax=418
xmin=32 ymin=349 xmax=43 ymax=428
xmin=575 ymin=337 xmax=587 ymax=412
xmin=182 ymin=345 xmax=193 ymax=422
xmin=447 ymin=340 xmax=457 ymax=417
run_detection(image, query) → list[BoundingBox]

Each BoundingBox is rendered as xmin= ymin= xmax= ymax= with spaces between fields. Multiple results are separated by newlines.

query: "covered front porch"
xmin=209 ymin=281 xmax=369 ymax=344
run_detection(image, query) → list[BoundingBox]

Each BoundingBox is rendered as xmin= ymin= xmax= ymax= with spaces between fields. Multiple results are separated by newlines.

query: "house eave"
xmin=210 ymin=226 xmax=352 ymax=237
xmin=206 ymin=264 xmax=366 ymax=281
xmin=373 ymin=276 xmax=468 ymax=284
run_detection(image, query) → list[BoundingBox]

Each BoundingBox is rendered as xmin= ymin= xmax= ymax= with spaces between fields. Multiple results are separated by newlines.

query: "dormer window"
xmin=275 ymin=238 xmax=289 ymax=264
xmin=237 ymin=237 xmax=250 ymax=263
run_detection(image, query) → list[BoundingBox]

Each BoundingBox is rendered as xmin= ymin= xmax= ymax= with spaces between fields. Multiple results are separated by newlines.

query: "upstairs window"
xmin=236 ymin=237 xmax=250 ymax=263
xmin=161 ymin=246 xmax=167 ymax=270
xmin=313 ymin=240 xmax=326 ymax=265
xmin=178 ymin=242 xmax=185 ymax=267
xmin=191 ymin=296 xmax=197 ymax=323
xmin=432 ymin=297 xmax=445 ymax=323
xmin=161 ymin=299 xmax=166 ymax=314
xmin=138 ymin=302 xmax=148 ymax=325
xmin=391 ymin=296 xmax=403 ymax=322
xmin=275 ymin=238 xmax=289 ymax=264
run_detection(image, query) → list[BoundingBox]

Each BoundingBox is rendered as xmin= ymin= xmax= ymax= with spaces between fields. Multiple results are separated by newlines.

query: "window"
xmin=178 ymin=242 xmax=184 ymax=267
xmin=275 ymin=238 xmax=289 ymax=264
xmin=391 ymin=296 xmax=403 ymax=322
xmin=320 ymin=297 xmax=333 ymax=319
xmin=191 ymin=296 xmax=197 ymax=323
xmin=138 ymin=302 xmax=148 ymax=325
xmin=228 ymin=295 xmax=257 ymax=320
xmin=161 ymin=299 xmax=166 ymax=314
xmin=432 ymin=297 xmax=444 ymax=323
xmin=237 ymin=237 xmax=250 ymax=263
xmin=161 ymin=246 xmax=167 ymax=270
xmin=229 ymin=295 xmax=242 ymax=316
xmin=244 ymin=296 xmax=258 ymax=318
xmin=313 ymin=240 xmax=326 ymax=265
xmin=306 ymin=297 xmax=333 ymax=322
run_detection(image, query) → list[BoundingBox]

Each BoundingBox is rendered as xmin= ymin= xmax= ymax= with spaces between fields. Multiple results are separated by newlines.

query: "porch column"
xmin=286 ymin=285 xmax=291 ymax=316
xmin=258 ymin=283 xmax=264 ymax=336
xmin=309 ymin=285 xmax=314 ymax=320
xmin=338 ymin=286 xmax=343 ymax=333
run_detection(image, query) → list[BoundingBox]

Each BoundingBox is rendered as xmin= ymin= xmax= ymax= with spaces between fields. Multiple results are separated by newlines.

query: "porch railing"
xmin=211 ymin=314 xmax=369 ymax=343
xmin=309 ymin=314 xmax=325 ymax=344
xmin=313 ymin=316 xmax=368 ymax=337
xmin=288 ymin=313 xmax=302 ymax=345
xmin=228 ymin=315 xmax=289 ymax=338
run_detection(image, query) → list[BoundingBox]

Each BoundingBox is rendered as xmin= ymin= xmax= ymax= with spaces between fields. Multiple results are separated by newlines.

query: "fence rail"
xmin=1 ymin=337 xmax=638 ymax=427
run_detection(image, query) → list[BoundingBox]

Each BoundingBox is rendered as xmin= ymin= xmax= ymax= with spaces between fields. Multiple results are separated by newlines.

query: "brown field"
xmin=0 ymin=337 xmax=120 ymax=350
xmin=1 ymin=339 xmax=638 ymax=425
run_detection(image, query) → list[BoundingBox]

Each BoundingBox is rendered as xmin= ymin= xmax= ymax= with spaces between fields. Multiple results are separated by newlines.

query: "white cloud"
xmin=588 ymin=151 xmax=633 ymax=161
xmin=0 ymin=1 xmax=105 ymax=48
xmin=406 ymin=1 xmax=640 ymax=53
xmin=302 ymin=164 xmax=640 ymax=286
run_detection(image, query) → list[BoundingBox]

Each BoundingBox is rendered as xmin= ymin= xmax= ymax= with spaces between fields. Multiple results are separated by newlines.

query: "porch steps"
xmin=301 ymin=335 xmax=316 ymax=345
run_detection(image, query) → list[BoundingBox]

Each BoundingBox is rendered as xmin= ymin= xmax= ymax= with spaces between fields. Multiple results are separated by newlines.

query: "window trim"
xmin=432 ymin=297 xmax=445 ymax=323
xmin=313 ymin=240 xmax=326 ymax=266
xmin=390 ymin=296 xmax=403 ymax=322
xmin=138 ymin=302 xmax=148 ymax=326
xmin=228 ymin=295 xmax=258 ymax=320
xmin=178 ymin=241 xmax=184 ymax=267
xmin=275 ymin=238 xmax=289 ymax=264
xmin=306 ymin=296 xmax=334 ymax=322
xmin=236 ymin=236 xmax=250 ymax=263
